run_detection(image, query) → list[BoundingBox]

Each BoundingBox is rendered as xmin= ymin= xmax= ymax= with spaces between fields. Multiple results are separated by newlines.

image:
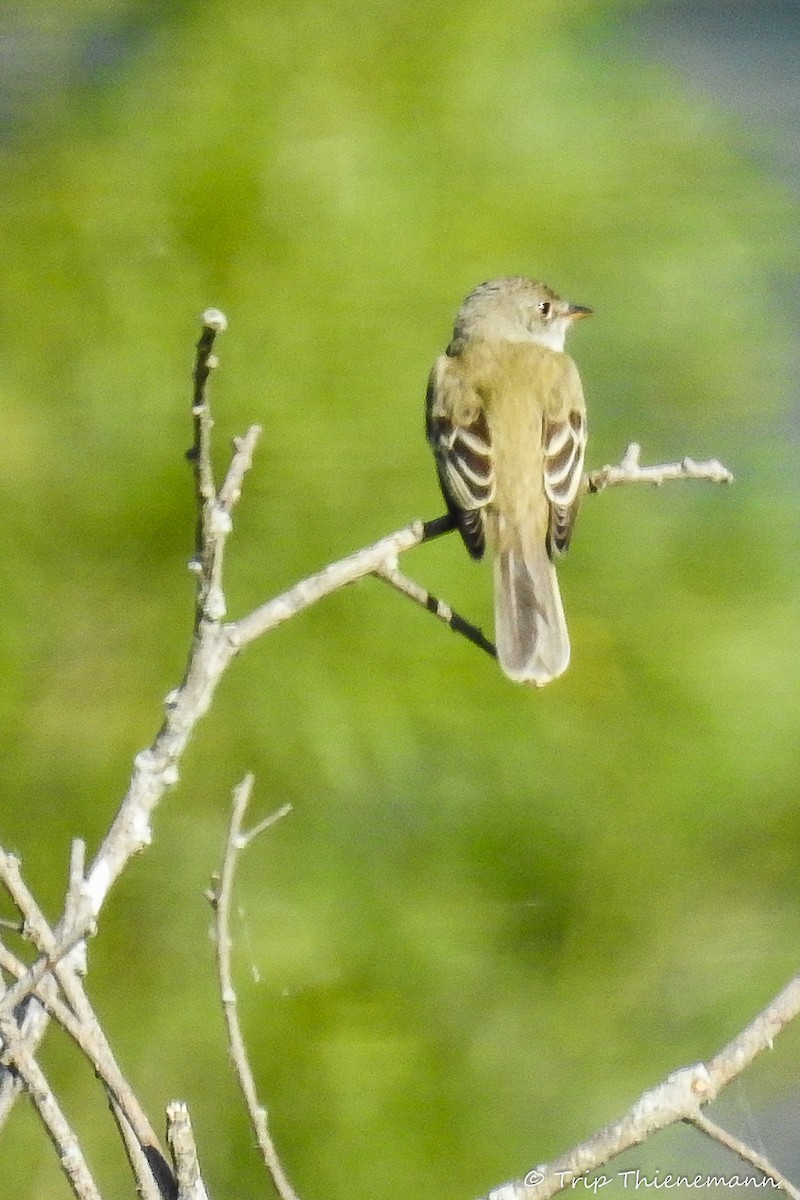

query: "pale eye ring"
xmin=537 ymin=300 xmax=552 ymax=318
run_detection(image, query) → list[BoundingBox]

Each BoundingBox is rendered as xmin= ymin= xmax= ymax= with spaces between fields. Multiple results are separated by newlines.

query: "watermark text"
xmin=523 ymin=1169 xmax=780 ymax=1191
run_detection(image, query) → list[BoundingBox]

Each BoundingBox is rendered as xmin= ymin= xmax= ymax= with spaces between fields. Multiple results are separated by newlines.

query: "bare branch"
xmin=85 ymin=621 xmax=238 ymax=913
xmin=704 ymin=974 xmax=800 ymax=1085
xmin=0 ymin=946 xmax=116 ymax=1090
xmin=369 ymin=444 xmax=732 ymax=660
xmin=78 ymin=314 xmax=268 ymax=924
xmin=230 ymin=521 xmax=428 ymax=649
xmin=109 ymin=1103 xmax=165 ymax=1200
xmin=85 ymin=320 xmax=735 ymax=921
xmin=586 ymin=442 xmax=733 ymax=494
xmin=189 ymin=309 xmax=260 ymax=629
xmin=166 ymin=1101 xmax=210 ymax=1200
xmin=218 ymin=425 xmax=263 ymax=513
xmin=0 ymin=990 xmax=45 ymax=1128
xmin=0 ymin=310 xmax=746 ymax=1199
xmin=0 ymin=940 xmax=171 ymax=1199
xmin=239 ymin=804 xmax=294 ymax=850
xmin=191 ymin=309 xmax=226 ymax=509
xmin=0 ymin=847 xmax=173 ymax=1195
xmin=56 ymin=969 xmax=172 ymax=1193
xmin=688 ymin=1110 xmax=800 ymax=1199
xmin=0 ymin=1009 xmax=102 ymax=1200
xmin=0 ymin=841 xmax=97 ymax=1021
xmin=373 ymin=561 xmax=496 ymax=659
xmin=0 ymin=924 xmax=86 ymax=1023
xmin=485 ymin=973 xmax=800 ymax=1200
xmin=210 ymin=776 xmax=299 ymax=1200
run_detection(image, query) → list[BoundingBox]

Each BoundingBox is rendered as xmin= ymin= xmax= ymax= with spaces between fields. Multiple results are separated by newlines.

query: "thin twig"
xmin=688 ymin=1110 xmax=800 ymax=1199
xmin=0 ymin=851 xmax=82 ymax=1038
xmin=373 ymin=561 xmax=496 ymax=658
xmin=189 ymin=310 xmax=261 ymax=627
xmin=485 ymin=973 xmax=800 ymax=1200
xmin=0 ymin=847 xmax=173 ymax=1196
xmin=0 ymin=945 xmax=111 ymax=1079
xmin=56 ymin=962 xmax=174 ymax=1195
xmin=0 ymin=840 xmax=93 ymax=1127
xmin=83 ymin=313 xmax=248 ymax=917
xmin=0 ymin=982 xmax=45 ymax=1127
xmin=190 ymin=308 xmax=254 ymax=626
xmin=0 ymin=1010 xmax=102 ymax=1200
xmin=0 ymin=939 xmax=173 ymax=1198
xmin=0 ymin=922 xmax=88 ymax=1023
xmin=239 ymin=804 xmax=294 ymax=849
xmin=191 ymin=312 xmax=223 ymax=519
xmin=704 ymin=974 xmax=800 ymax=1085
xmin=64 ymin=839 xmax=88 ymax=936
xmin=218 ymin=426 xmax=263 ymax=513
xmin=110 ymin=1102 xmax=166 ymax=1200
xmin=210 ymin=776 xmax=299 ymax=1200
xmin=0 ymin=843 xmax=95 ymax=1021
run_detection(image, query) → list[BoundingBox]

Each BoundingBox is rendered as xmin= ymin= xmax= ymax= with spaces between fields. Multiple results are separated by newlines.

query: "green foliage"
xmin=0 ymin=0 xmax=798 ymax=1196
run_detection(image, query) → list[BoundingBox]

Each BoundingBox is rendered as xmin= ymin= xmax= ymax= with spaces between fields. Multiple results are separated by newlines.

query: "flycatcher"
xmin=426 ymin=276 xmax=592 ymax=686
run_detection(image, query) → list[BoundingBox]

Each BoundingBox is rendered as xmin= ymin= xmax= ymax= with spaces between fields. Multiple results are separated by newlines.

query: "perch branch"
xmin=231 ymin=439 xmax=733 ymax=656
xmin=84 ymin=314 xmax=735 ymax=922
xmin=485 ymin=973 xmax=800 ymax=1200
xmin=229 ymin=522 xmax=428 ymax=648
xmin=0 ymin=310 xmax=743 ymax=1198
xmin=210 ymin=776 xmax=298 ymax=1200
xmin=367 ymin=443 xmax=733 ymax=658
xmin=585 ymin=442 xmax=733 ymax=493
xmin=0 ymin=313 xmax=737 ymax=1168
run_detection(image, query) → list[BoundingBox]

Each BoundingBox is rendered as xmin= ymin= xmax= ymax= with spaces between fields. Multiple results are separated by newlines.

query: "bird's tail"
xmin=494 ymin=536 xmax=570 ymax=686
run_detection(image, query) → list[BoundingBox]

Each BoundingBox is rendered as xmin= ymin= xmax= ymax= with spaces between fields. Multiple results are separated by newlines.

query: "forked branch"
xmin=0 ymin=308 xmax=746 ymax=1200
xmin=487 ymin=974 xmax=800 ymax=1200
xmin=76 ymin=309 xmax=737 ymax=927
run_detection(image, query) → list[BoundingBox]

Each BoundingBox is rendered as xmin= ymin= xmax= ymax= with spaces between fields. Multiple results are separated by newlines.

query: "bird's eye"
xmin=538 ymin=300 xmax=551 ymax=318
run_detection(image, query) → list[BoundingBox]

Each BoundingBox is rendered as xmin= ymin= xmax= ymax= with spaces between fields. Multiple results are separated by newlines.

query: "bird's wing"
xmin=426 ymin=354 xmax=494 ymax=560
xmin=542 ymin=358 xmax=587 ymax=556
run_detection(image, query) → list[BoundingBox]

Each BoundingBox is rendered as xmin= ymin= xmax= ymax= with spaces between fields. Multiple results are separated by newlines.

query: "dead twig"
xmin=209 ymin=776 xmax=298 ymax=1200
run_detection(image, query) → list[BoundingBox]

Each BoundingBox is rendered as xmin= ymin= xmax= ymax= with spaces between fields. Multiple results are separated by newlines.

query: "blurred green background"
xmin=0 ymin=0 xmax=799 ymax=1196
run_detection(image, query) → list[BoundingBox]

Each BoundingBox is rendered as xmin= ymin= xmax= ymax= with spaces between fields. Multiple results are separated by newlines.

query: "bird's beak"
xmin=566 ymin=303 xmax=593 ymax=320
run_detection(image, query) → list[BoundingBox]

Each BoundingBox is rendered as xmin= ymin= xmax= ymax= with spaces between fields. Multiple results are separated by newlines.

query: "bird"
xmin=425 ymin=276 xmax=592 ymax=686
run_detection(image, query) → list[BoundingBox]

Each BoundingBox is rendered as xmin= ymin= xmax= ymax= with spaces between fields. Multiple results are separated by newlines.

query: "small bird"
xmin=426 ymin=277 xmax=592 ymax=686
